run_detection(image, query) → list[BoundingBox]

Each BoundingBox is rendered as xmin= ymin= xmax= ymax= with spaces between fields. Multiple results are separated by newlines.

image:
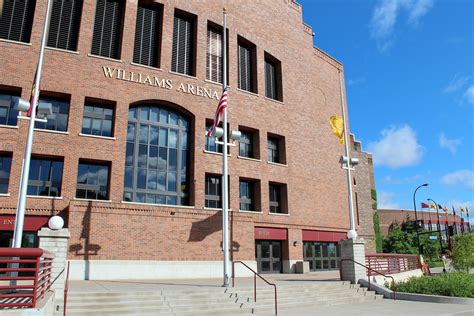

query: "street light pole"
xmin=427 ymin=198 xmax=444 ymax=253
xmin=12 ymin=0 xmax=53 ymax=248
xmin=412 ymin=183 xmax=428 ymax=255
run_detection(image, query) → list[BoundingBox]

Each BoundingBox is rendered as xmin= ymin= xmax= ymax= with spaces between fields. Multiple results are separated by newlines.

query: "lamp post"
xmin=412 ymin=183 xmax=428 ymax=254
xmin=427 ymin=198 xmax=444 ymax=254
xmin=12 ymin=0 xmax=53 ymax=249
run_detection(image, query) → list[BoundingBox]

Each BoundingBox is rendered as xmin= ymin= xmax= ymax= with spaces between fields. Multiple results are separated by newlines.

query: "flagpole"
xmin=467 ymin=208 xmax=471 ymax=232
xmin=221 ymin=8 xmax=230 ymax=287
xmin=337 ymin=70 xmax=356 ymax=239
xmin=12 ymin=0 xmax=53 ymax=248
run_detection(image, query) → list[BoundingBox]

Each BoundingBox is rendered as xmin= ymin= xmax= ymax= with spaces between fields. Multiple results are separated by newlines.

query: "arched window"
xmin=123 ymin=105 xmax=190 ymax=205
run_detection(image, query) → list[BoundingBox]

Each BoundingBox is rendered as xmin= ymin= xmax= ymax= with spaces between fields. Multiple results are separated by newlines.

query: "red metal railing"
xmin=232 ymin=261 xmax=278 ymax=316
xmin=339 ymin=258 xmax=396 ymax=300
xmin=0 ymin=248 xmax=54 ymax=309
xmin=365 ymin=254 xmax=421 ymax=276
xmin=63 ymin=261 xmax=70 ymax=316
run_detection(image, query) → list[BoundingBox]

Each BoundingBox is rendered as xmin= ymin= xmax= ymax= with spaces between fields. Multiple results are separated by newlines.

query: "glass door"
xmin=256 ymin=241 xmax=282 ymax=273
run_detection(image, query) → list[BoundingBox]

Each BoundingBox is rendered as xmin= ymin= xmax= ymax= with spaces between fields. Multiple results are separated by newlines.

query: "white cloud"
xmin=439 ymin=132 xmax=462 ymax=154
xmin=465 ymin=86 xmax=474 ymax=104
xmin=443 ymin=74 xmax=470 ymax=93
xmin=441 ymin=170 xmax=474 ymax=190
xmin=368 ymin=125 xmax=423 ymax=169
xmin=378 ymin=191 xmax=400 ymax=209
xmin=370 ymin=0 xmax=434 ymax=52
xmin=347 ymin=77 xmax=367 ymax=86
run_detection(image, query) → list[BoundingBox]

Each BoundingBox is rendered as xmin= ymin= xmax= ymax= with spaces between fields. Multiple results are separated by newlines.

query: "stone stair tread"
xmin=64 ymin=305 xmax=173 ymax=314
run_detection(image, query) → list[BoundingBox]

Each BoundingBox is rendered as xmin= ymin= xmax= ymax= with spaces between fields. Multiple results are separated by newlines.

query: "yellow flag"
xmin=460 ymin=207 xmax=466 ymax=214
xmin=429 ymin=204 xmax=436 ymax=209
xmin=330 ymin=115 xmax=344 ymax=144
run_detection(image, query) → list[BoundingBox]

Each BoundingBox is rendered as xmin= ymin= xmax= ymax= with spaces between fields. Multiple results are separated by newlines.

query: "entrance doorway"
xmin=255 ymin=240 xmax=282 ymax=273
xmin=303 ymin=242 xmax=340 ymax=271
xmin=0 ymin=231 xmax=38 ymax=248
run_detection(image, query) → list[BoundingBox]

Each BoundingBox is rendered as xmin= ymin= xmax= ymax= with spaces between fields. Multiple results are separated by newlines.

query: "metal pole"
xmin=337 ymin=70 xmax=356 ymax=238
xmin=427 ymin=199 xmax=444 ymax=255
xmin=12 ymin=0 xmax=53 ymax=248
xmin=412 ymin=184 xmax=427 ymax=255
xmin=221 ymin=8 xmax=230 ymax=287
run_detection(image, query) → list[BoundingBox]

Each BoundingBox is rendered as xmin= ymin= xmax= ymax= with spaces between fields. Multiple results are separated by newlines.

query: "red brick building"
xmin=0 ymin=0 xmax=375 ymax=279
xmin=378 ymin=209 xmax=470 ymax=239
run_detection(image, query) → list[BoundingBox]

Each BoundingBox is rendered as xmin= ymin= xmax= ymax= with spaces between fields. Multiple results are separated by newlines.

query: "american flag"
xmin=207 ymin=87 xmax=229 ymax=137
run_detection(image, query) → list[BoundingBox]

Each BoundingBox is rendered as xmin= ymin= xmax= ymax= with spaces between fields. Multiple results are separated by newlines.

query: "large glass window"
xmin=0 ymin=0 xmax=36 ymax=43
xmin=171 ymin=12 xmax=195 ymax=76
xmin=34 ymin=96 xmax=70 ymax=132
xmin=267 ymin=137 xmax=279 ymax=163
xmin=91 ymin=0 xmax=124 ymax=59
xmin=27 ymin=157 xmax=63 ymax=197
xmin=304 ymin=242 xmax=341 ymax=271
xmin=76 ymin=161 xmax=110 ymax=200
xmin=0 ymin=154 xmax=12 ymax=194
xmin=269 ymin=184 xmax=281 ymax=214
xmin=81 ymin=102 xmax=114 ymax=137
xmin=0 ymin=92 xmax=19 ymax=126
xmin=133 ymin=1 xmax=162 ymax=67
xmin=205 ymin=175 xmax=221 ymax=209
xmin=47 ymin=0 xmax=83 ymax=51
xmin=123 ymin=105 xmax=190 ymax=205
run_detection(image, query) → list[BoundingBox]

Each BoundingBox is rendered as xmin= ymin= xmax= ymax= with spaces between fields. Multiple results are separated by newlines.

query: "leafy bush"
xmin=451 ymin=234 xmax=474 ymax=272
xmin=395 ymin=272 xmax=474 ymax=298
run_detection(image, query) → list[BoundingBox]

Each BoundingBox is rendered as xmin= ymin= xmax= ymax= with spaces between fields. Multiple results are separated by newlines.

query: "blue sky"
xmin=299 ymin=0 xmax=473 ymax=222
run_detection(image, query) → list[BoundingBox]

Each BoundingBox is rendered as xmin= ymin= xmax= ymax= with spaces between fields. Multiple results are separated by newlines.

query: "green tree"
xmin=382 ymin=225 xmax=418 ymax=254
xmin=419 ymin=233 xmax=441 ymax=262
xmin=373 ymin=211 xmax=383 ymax=253
xmin=450 ymin=234 xmax=474 ymax=272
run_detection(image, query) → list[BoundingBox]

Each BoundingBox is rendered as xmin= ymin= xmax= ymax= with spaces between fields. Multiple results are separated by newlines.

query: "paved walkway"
xmin=67 ymin=272 xmax=473 ymax=316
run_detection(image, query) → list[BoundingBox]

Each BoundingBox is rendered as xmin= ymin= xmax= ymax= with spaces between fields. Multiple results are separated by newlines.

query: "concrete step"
xmin=66 ymin=301 xmax=170 ymax=311
xmin=66 ymin=291 xmax=162 ymax=298
xmin=67 ymin=294 xmax=164 ymax=303
xmin=169 ymin=301 xmax=247 ymax=312
xmin=63 ymin=305 xmax=174 ymax=316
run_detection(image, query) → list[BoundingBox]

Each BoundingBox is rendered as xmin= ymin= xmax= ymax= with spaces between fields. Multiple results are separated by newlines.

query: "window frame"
xmin=133 ymin=1 xmax=163 ymax=68
xmin=76 ymin=160 xmax=111 ymax=200
xmin=205 ymin=120 xmax=223 ymax=153
xmin=34 ymin=95 xmax=70 ymax=132
xmin=47 ymin=0 xmax=83 ymax=51
xmin=0 ymin=153 xmax=13 ymax=194
xmin=0 ymin=89 xmax=20 ymax=127
xmin=81 ymin=100 xmax=115 ymax=137
xmin=239 ymin=130 xmax=253 ymax=158
xmin=237 ymin=36 xmax=257 ymax=93
xmin=27 ymin=157 xmax=64 ymax=197
xmin=0 ymin=0 xmax=36 ymax=43
xmin=264 ymin=52 xmax=283 ymax=102
xmin=90 ymin=0 xmax=125 ymax=59
xmin=205 ymin=174 xmax=222 ymax=209
xmin=171 ymin=9 xmax=197 ymax=76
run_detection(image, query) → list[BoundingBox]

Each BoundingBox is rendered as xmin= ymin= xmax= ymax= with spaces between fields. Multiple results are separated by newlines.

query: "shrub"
xmin=450 ymin=233 xmax=474 ymax=272
xmin=395 ymin=272 xmax=474 ymax=298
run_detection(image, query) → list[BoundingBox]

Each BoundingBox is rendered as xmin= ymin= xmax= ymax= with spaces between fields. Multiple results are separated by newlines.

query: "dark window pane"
xmin=47 ymin=0 xmax=83 ymax=51
xmin=28 ymin=158 xmax=63 ymax=197
xmin=35 ymin=97 xmax=70 ymax=132
xmin=0 ymin=0 xmax=36 ymax=43
xmin=91 ymin=0 xmax=124 ymax=59
xmin=171 ymin=14 xmax=194 ymax=75
xmin=0 ymin=93 xmax=19 ymax=126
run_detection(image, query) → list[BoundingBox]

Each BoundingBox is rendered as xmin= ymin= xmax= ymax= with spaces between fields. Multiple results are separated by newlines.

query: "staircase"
xmin=57 ymin=281 xmax=383 ymax=315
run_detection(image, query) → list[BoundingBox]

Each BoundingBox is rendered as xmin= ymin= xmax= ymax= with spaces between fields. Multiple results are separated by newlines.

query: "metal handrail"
xmin=232 ymin=261 xmax=278 ymax=316
xmin=340 ymin=258 xmax=396 ymax=300
xmin=63 ymin=261 xmax=70 ymax=316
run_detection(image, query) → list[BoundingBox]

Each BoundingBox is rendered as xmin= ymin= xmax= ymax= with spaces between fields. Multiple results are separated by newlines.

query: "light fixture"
xmin=293 ymin=241 xmax=300 ymax=247
xmin=48 ymin=216 xmax=64 ymax=230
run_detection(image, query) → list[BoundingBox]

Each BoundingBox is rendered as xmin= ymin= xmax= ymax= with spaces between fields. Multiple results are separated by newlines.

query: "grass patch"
xmin=395 ymin=272 xmax=474 ymax=298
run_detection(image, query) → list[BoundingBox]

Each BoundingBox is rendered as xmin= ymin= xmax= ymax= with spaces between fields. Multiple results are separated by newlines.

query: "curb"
xmin=358 ymin=279 xmax=474 ymax=305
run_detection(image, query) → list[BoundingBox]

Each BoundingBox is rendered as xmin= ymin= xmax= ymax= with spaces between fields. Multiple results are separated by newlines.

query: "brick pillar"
xmin=38 ymin=228 xmax=70 ymax=302
xmin=340 ymin=238 xmax=366 ymax=284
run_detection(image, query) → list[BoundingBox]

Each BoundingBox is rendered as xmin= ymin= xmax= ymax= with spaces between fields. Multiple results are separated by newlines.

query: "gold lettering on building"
xmin=102 ymin=66 xmax=219 ymax=100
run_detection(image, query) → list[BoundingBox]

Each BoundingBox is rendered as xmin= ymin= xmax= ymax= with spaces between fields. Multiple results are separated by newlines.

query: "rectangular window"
xmin=0 ymin=91 xmax=19 ymax=126
xmin=81 ymin=101 xmax=114 ymax=137
xmin=239 ymin=131 xmax=254 ymax=158
xmin=239 ymin=180 xmax=254 ymax=211
xmin=34 ymin=96 xmax=70 ymax=132
xmin=91 ymin=0 xmax=124 ymax=59
xmin=265 ymin=53 xmax=282 ymax=101
xmin=47 ymin=0 xmax=83 ymax=51
xmin=133 ymin=1 xmax=162 ymax=68
xmin=205 ymin=175 xmax=221 ymax=209
xmin=0 ymin=0 xmax=36 ymax=43
xmin=205 ymin=121 xmax=222 ymax=153
xmin=171 ymin=11 xmax=195 ymax=76
xmin=267 ymin=137 xmax=279 ymax=163
xmin=76 ymin=161 xmax=110 ymax=200
xmin=27 ymin=157 xmax=63 ymax=197
xmin=0 ymin=154 xmax=12 ymax=194
xmin=269 ymin=184 xmax=281 ymax=214
xmin=237 ymin=37 xmax=256 ymax=93
xmin=206 ymin=25 xmax=222 ymax=83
